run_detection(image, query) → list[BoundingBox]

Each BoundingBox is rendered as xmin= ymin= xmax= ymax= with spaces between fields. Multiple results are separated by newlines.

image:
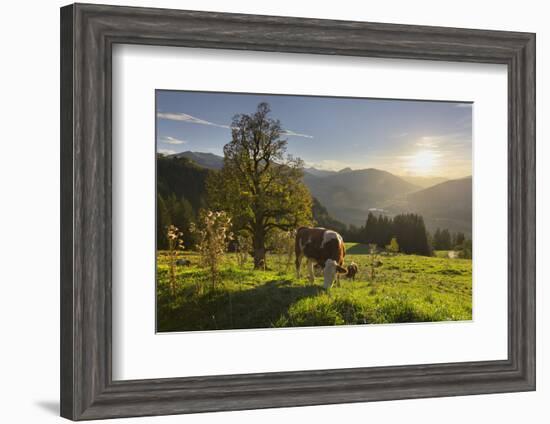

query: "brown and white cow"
xmin=295 ymin=227 xmax=347 ymax=289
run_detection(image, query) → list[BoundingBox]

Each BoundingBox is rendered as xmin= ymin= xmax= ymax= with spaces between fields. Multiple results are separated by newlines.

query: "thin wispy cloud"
xmin=157 ymin=112 xmax=231 ymax=129
xmin=281 ymin=129 xmax=313 ymax=139
xmin=158 ymin=148 xmax=176 ymax=156
xmin=157 ymin=112 xmax=313 ymax=139
xmin=159 ymin=135 xmax=187 ymax=145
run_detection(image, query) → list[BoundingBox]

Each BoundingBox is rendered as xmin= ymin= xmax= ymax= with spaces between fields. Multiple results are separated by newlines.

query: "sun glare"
xmin=408 ymin=150 xmax=438 ymax=175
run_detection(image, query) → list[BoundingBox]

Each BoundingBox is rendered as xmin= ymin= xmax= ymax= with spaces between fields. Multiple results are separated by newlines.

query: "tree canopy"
xmin=207 ymin=102 xmax=312 ymax=268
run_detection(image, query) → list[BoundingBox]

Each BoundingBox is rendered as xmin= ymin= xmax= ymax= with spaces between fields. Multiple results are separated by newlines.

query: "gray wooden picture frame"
xmin=60 ymin=3 xmax=536 ymax=421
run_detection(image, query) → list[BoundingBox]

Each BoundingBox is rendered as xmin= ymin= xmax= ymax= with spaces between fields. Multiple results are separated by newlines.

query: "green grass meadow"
xmin=156 ymin=243 xmax=472 ymax=332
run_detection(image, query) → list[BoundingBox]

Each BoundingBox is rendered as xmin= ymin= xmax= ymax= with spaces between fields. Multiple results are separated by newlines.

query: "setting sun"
xmin=408 ymin=150 xmax=439 ymax=175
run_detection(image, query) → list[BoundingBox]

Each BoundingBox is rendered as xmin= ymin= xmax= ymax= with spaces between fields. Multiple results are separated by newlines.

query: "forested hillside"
xmin=156 ymin=155 xmax=212 ymax=249
xmin=402 ymin=176 xmax=472 ymax=235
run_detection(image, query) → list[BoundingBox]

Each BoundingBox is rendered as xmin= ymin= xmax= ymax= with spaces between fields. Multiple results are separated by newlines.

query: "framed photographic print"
xmin=60 ymin=3 xmax=536 ymax=421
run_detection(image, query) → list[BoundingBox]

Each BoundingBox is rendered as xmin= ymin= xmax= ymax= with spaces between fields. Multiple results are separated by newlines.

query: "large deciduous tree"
xmin=207 ymin=102 xmax=312 ymax=269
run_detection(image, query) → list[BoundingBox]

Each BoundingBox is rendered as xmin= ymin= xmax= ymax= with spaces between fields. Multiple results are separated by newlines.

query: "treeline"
xmin=335 ymin=212 xmax=472 ymax=258
xmin=356 ymin=212 xmax=432 ymax=256
xmin=313 ymin=208 xmax=431 ymax=255
xmin=433 ymin=228 xmax=472 ymax=258
xmin=433 ymin=228 xmax=465 ymax=250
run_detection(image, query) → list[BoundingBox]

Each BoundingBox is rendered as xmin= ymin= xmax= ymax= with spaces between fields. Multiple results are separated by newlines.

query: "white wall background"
xmin=0 ymin=0 xmax=545 ymax=423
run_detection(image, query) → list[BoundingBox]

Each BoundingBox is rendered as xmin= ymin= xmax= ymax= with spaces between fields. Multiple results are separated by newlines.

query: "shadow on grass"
xmin=157 ymin=279 xmax=323 ymax=333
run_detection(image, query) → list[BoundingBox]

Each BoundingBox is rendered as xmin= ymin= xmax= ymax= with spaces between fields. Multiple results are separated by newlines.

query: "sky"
xmin=156 ymin=90 xmax=472 ymax=178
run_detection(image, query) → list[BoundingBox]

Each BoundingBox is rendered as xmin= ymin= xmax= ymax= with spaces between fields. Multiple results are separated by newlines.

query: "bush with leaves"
xmin=385 ymin=237 xmax=399 ymax=254
xmin=166 ymin=224 xmax=184 ymax=295
xmin=190 ymin=210 xmax=232 ymax=289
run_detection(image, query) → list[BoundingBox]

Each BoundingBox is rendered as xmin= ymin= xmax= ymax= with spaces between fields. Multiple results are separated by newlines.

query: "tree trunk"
xmin=253 ymin=228 xmax=266 ymax=269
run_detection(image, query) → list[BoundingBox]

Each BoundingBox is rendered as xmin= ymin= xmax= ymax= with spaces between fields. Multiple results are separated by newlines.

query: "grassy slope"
xmin=157 ymin=243 xmax=472 ymax=332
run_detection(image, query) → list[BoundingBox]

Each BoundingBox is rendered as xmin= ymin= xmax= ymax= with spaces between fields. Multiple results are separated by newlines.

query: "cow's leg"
xmin=295 ymin=253 xmax=303 ymax=278
xmin=295 ymin=236 xmax=303 ymax=279
xmin=307 ymin=259 xmax=315 ymax=284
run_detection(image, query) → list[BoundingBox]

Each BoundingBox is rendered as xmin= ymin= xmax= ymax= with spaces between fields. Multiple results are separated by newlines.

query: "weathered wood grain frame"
xmin=60 ymin=3 xmax=536 ymax=420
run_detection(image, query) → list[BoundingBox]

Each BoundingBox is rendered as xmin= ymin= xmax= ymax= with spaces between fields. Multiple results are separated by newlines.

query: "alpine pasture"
xmin=157 ymin=242 xmax=472 ymax=332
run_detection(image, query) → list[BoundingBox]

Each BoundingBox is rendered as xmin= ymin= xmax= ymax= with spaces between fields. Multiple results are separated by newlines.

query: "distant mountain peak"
xmin=169 ymin=151 xmax=224 ymax=170
xmin=303 ymin=167 xmax=337 ymax=178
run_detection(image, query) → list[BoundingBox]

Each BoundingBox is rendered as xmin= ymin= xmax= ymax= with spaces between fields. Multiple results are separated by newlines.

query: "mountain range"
xmin=165 ymin=151 xmax=472 ymax=235
xmin=169 ymin=151 xmax=224 ymax=170
xmin=303 ymin=168 xmax=419 ymax=226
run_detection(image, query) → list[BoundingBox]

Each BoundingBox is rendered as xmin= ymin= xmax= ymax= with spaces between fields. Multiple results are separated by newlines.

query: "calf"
xmin=295 ymin=227 xmax=347 ymax=289
xmin=346 ymin=262 xmax=359 ymax=281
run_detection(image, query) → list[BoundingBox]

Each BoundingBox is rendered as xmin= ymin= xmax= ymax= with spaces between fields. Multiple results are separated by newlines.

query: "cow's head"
xmin=323 ymin=259 xmax=347 ymax=288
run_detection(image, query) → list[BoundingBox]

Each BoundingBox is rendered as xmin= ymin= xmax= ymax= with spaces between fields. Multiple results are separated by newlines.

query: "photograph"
xmin=155 ymin=90 xmax=473 ymax=332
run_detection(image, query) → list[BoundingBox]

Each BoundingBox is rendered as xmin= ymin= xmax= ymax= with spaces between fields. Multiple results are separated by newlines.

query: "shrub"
xmin=385 ymin=237 xmax=399 ymax=254
xmin=166 ymin=224 xmax=184 ymax=296
xmin=190 ymin=210 xmax=232 ymax=290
